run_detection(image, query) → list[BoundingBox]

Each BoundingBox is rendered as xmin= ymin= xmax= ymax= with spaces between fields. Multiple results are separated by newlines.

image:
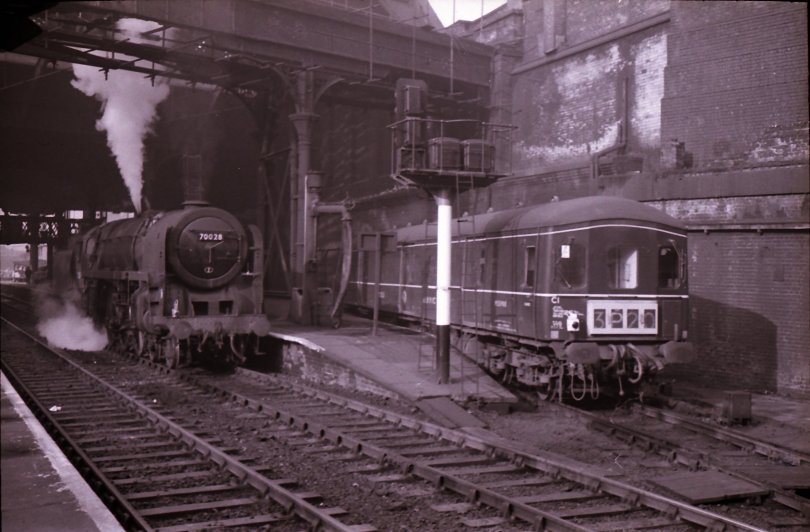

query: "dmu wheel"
xmin=537 ymin=381 xmax=555 ymax=401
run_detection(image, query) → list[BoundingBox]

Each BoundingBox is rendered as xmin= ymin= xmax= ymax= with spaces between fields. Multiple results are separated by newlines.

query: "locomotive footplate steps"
xmin=266 ymin=308 xmax=517 ymax=428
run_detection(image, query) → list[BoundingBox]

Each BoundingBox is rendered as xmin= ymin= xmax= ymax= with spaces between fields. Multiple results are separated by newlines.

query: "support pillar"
xmin=434 ymin=190 xmax=452 ymax=384
xmin=288 ymin=70 xmax=318 ymax=324
xmin=289 ymin=111 xmax=318 ymax=324
xmin=28 ymin=213 xmax=40 ymax=277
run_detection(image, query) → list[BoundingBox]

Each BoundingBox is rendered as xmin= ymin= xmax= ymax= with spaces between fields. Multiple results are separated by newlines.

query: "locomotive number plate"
xmin=587 ymin=300 xmax=657 ymax=335
xmin=198 ymin=232 xmax=224 ymax=241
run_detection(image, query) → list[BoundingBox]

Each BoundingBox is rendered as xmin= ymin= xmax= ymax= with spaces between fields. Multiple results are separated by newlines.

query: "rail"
xmin=180 ymin=367 xmax=769 ymax=531
xmin=1 ymin=317 xmax=370 ymax=532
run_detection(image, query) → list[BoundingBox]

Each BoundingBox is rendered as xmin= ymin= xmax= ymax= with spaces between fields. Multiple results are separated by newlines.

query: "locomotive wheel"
xmin=137 ymin=330 xmax=146 ymax=356
xmin=108 ymin=328 xmax=124 ymax=354
xmin=229 ymin=335 xmax=246 ymax=364
xmin=124 ymin=330 xmax=138 ymax=355
xmin=145 ymin=335 xmax=159 ymax=362
xmin=162 ymin=337 xmax=179 ymax=369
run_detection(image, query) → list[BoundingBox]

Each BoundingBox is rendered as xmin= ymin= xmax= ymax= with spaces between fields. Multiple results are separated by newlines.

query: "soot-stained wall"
xmin=511 ymin=1 xmax=670 ymax=177
xmin=500 ymin=0 xmax=808 ymax=396
xmin=661 ymin=1 xmax=808 ymax=170
xmin=654 ymin=1 xmax=809 ymax=395
xmin=313 ymin=1 xmax=808 ymax=396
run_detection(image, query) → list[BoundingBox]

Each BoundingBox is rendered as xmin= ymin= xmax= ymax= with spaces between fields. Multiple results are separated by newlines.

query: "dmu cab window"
xmin=523 ymin=246 xmax=536 ymax=287
xmin=556 ymin=241 xmax=586 ymax=288
xmin=658 ymin=244 xmax=682 ymax=288
xmin=607 ymin=246 xmax=638 ymax=289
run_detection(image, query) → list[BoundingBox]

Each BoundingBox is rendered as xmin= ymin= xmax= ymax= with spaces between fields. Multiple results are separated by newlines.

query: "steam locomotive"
xmin=57 ymin=202 xmax=271 ymax=368
xmin=347 ymin=196 xmax=694 ymax=400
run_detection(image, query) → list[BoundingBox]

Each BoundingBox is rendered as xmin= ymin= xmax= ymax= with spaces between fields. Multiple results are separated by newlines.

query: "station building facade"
xmin=310 ymin=0 xmax=808 ymax=397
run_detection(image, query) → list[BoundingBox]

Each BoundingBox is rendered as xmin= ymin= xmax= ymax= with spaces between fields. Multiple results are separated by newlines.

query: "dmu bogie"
xmin=61 ymin=203 xmax=271 ymax=368
xmin=348 ymin=196 xmax=694 ymax=401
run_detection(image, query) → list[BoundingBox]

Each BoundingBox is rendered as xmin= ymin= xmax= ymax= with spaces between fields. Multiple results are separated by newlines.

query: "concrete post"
xmin=435 ymin=190 xmax=452 ymax=384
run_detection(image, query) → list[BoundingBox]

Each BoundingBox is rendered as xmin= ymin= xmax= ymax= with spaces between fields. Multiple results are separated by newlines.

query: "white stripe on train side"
xmin=349 ymin=281 xmax=689 ymax=299
xmin=399 ymin=223 xmax=686 ymax=247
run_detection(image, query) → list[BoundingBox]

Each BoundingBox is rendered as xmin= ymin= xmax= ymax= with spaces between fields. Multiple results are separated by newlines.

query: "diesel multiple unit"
xmin=347 ymin=196 xmax=694 ymax=400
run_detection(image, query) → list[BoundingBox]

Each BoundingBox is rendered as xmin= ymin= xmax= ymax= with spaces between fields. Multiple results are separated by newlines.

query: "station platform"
xmin=264 ymin=302 xmax=518 ymax=428
xmin=1 ymin=373 xmax=124 ymax=532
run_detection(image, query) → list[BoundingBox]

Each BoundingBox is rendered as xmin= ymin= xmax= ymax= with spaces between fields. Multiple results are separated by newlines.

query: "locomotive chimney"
xmin=182 ymin=153 xmax=204 ymax=204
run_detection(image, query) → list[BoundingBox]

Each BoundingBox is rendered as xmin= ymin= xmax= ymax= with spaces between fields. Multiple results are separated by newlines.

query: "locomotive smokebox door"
xmin=167 ymin=206 xmax=248 ymax=290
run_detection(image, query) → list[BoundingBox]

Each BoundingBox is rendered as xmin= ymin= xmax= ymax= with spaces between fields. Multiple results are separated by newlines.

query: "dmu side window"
xmin=524 ymin=245 xmax=536 ymax=288
xmin=478 ymin=248 xmax=486 ymax=286
xmin=608 ymin=246 xmax=638 ymax=289
xmin=427 ymin=255 xmax=436 ymax=286
xmin=556 ymin=241 xmax=586 ymax=288
xmin=658 ymin=245 xmax=682 ymax=288
xmin=401 ymin=249 xmax=409 ymax=285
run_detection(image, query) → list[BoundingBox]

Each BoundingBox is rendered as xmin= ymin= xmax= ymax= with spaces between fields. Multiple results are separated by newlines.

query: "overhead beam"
xmin=41 ymin=0 xmax=493 ymax=88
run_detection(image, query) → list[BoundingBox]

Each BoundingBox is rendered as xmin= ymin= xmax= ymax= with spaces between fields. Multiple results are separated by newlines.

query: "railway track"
xmin=0 ymin=287 xmax=36 ymax=317
xmin=553 ymin=400 xmax=810 ymax=523
xmin=1 ymin=286 xmax=800 ymax=530
xmin=175 ymin=366 xmax=776 ymax=531
xmin=635 ymin=404 xmax=810 ymax=466
xmin=1 ymin=317 xmax=377 ymax=531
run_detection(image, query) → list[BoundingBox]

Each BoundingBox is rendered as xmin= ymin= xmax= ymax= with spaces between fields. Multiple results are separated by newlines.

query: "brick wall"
xmin=652 ymin=196 xmax=810 ymax=396
xmin=510 ymin=0 xmax=669 ymax=177
xmin=653 ymin=1 xmax=809 ymax=396
xmin=679 ymin=231 xmax=809 ymax=394
xmin=315 ymin=102 xmax=393 ymax=202
xmin=308 ymin=1 xmax=810 ymax=396
xmin=661 ymin=2 xmax=808 ymax=169
xmin=564 ymin=0 xmax=669 ymax=49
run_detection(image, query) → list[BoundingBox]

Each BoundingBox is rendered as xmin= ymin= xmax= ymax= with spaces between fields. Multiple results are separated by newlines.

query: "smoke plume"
xmin=71 ymin=18 xmax=171 ymax=213
xmin=36 ymin=293 xmax=107 ymax=352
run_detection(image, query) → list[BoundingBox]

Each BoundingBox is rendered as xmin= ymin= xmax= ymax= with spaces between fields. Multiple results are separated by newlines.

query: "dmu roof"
xmin=397 ymin=196 xmax=686 ymax=243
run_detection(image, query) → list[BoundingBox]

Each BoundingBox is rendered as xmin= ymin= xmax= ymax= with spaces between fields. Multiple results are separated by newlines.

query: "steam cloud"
xmin=71 ymin=18 xmax=171 ymax=213
xmin=36 ymin=294 xmax=107 ymax=352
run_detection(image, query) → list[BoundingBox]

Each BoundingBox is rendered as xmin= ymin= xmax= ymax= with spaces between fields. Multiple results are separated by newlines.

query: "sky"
xmin=429 ymin=0 xmax=507 ymax=26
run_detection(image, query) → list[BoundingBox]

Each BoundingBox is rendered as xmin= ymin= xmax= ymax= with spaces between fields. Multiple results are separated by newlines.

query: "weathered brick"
xmin=312 ymin=0 xmax=810 ymax=396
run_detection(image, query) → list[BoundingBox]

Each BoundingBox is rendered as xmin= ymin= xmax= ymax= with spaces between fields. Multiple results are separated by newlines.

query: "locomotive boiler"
xmin=348 ymin=196 xmax=694 ymax=400
xmin=63 ymin=202 xmax=271 ymax=367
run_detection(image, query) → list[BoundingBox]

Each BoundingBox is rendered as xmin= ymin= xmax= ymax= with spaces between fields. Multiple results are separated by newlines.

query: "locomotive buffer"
xmin=389 ymin=79 xmax=515 ymax=384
